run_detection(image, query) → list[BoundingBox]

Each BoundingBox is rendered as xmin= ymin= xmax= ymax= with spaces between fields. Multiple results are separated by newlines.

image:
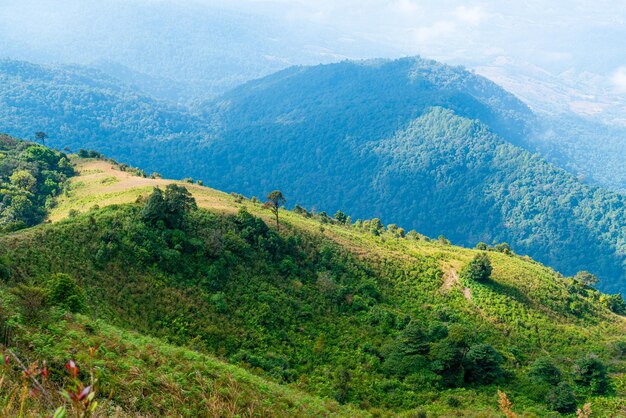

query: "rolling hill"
xmin=1 ymin=57 xmax=626 ymax=296
xmin=0 ymin=137 xmax=625 ymax=416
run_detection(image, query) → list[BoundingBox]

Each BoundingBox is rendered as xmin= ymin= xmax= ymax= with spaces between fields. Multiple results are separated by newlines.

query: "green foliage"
xmin=461 ymin=253 xmax=492 ymax=282
xmin=264 ymin=190 xmax=286 ymax=230
xmin=141 ymin=184 xmax=197 ymax=228
xmin=463 ymin=344 xmax=504 ymax=385
xmin=546 ymin=382 xmax=577 ymax=413
xmin=528 ymin=357 xmax=562 ymax=386
xmin=601 ymin=293 xmax=626 ymax=315
xmin=3 ymin=58 xmax=626 ymax=296
xmin=47 ymin=273 xmax=85 ymax=313
xmin=573 ymin=355 xmax=610 ymax=395
xmin=10 ymin=284 xmax=48 ymax=322
xmin=1 ymin=201 xmax=625 ymax=415
xmin=0 ymin=134 xmax=74 ymax=232
xmin=574 ymin=271 xmax=599 ymax=287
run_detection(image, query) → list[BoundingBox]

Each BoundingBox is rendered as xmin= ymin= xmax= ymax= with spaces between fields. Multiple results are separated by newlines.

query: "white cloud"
xmin=612 ymin=67 xmax=626 ymax=93
xmin=454 ymin=5 xmax=488 ymax=26
xmin=391 ymin=0 xmax=420 ymax=15
xmin=412 ymin=21 xmax=456 ymax=43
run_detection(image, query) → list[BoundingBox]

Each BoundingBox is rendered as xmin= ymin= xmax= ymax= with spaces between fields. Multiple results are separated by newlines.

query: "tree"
xmin=48 ymin=273 xmax=85 ymax=313
xmin=334 ymin=210 xmax=347 ymax=224
xmin=528 ymin=357 xmax=562 ymax=386
xmin=141 ymin=185 xmax=197 ymax=228
xmin=370 ymin=218 xmax=384 ymax=236
xmin=546 ymin=382 xmax=577 ymax=413
xmin=34 ymin=131 xmax=48 ymax=146
xmin=141 ymin=187 xmax=167 ymax=225
xmin=461 ymin=253 xmax=492 ymax=282
xmin=494 ymin=242 xmax=511 ymax=254
xmin=10 ymin=170 xmax=37 ymax=191
xmin=164 ymin=184 xmax=197 ymax=227
xmin=264 ymin=190 xmax=286 ymax=231
xmin=463 ymin=343 xmax=504 ymax=385
xmin=573 ymin=355 xmax=610 ymax=394
xmin=574 ymin=271 xmax=599 ymax=287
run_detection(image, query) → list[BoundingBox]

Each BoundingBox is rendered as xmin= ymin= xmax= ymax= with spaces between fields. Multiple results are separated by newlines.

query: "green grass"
xmin=1 ymin=157 xmax=625 ymax=417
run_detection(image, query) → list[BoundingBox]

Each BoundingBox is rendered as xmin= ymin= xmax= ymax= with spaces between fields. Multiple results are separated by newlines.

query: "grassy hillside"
xmin=1 ymin=156 xmax=625 ymax=416
xmin=0 ymin=301 xmax=357 ymax=417
xmin=2 ymin=58 xmax=626 ymax=295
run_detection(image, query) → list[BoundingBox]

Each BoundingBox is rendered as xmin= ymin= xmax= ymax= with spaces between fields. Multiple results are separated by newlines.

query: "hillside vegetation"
xmin=0 ymin=134 xmax=74 ymax=232
xmin=1 ymin=151 xmax=625 ymax=416
xmin=1 ymin=58 xmax=626 ymax=295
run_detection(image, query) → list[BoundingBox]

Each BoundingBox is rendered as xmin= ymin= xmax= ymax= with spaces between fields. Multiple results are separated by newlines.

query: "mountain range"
xmin=1 ymin=57 xmax=626 ymax=295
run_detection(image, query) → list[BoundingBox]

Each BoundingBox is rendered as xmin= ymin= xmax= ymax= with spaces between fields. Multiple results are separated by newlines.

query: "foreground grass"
xmin=0 ymin=311 xmax=363 ymax=417
xmin=8 ymin=157 xmax=623 ymax=416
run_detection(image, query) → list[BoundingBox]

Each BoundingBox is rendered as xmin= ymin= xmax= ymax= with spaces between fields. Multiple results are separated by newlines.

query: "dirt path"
xmin=440 ymin=265 xmax=472 ymax=301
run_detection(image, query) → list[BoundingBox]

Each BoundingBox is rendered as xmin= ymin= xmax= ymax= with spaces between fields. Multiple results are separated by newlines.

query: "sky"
xmin=0 ymin=0 xmax=625 ymax=117
xmin=221 ymin=0 xmax=626 ymax=68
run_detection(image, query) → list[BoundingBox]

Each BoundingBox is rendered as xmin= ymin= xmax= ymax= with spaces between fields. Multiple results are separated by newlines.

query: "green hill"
xmin=1 ymin=58 xmax=626 ymax=295
xmin=0 ymin=143 xmax=625 ymax=416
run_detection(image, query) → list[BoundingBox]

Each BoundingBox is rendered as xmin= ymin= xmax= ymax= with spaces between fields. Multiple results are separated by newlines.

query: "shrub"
xmin=461 ymin=253 xmax=492 ymax=282
xmin=0 ymin=255 xmax=10 ymax=281
xmin=573 ymin=355 xmax=610 ymax=395
xmin=463 ymin=343 xmax=504 ymax=385
xmin=494 ymin=242 xmax=511 ymax=254
xmin=528 ymin=357 xmax=562 ymax=385
xmin=546 ymin=382 xmax=577 ymax=413
xmin=11 ymin=284 xmax=48 ymax=322
xmin=47 ymin=273 xmax=85 ymax=313
xmin=601 ymin=293 xmax=626 ymax=315
xmin=475 ymin=242 xmax=489 ymax=250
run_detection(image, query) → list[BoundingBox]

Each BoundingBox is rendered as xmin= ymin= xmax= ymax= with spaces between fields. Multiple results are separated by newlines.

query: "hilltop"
xmin=0 ymin=141 xmax=625 ymax=416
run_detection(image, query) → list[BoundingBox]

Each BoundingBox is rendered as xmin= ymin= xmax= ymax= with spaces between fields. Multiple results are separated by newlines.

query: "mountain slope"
xmin=1 ymin=153 xmax=625 ymax=416
xmin=0 ymin=60 xmax=206 ymax=157
xmin=1 ymin=57 xmax=626 ymax=295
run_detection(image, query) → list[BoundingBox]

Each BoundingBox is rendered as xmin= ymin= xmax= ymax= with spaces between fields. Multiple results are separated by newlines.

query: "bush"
xmin=601 ymin=294 xmax=626 ymax=315
xmin=528 ymin=357 xmax=562 ymax=385
xmin=47 ymin=273 xmax=85 ymax=313
xmin=546 ymin=382 xmax=577 ymax=413
xmin=573 ymin=355 xmax=610 ymax=394
xmin=494 ymin=242 xmax=511 ymax=254
xmin=463 ymin=343 xmax=504 ymax=385
xmin=0 ymin=256 xmax=10 ymax=281
xmin=461 ymin=253 xmax=492 ymax=282
xmin=11 ymin=284 xmax=48 ymax=322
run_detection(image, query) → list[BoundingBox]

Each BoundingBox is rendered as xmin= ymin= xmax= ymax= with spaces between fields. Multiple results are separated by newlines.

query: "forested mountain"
xmin=0 ymin=146 xmax=625 ymax=416
xmin=1 ymin=57 xmax=626 ymax=295
xmin=0 ymin=60 xmax=207 ymax=152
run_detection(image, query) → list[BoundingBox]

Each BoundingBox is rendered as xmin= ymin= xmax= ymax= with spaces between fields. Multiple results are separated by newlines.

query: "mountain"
xmin=1 ymin=140 xmax=625 ymax=416
xmin=193 ymin=58 xmax=626 ymax=295
xmin=0 ymin=0 xmax=391 ymax=101
xmin=1 ymin=57 xmax=626 ymax=296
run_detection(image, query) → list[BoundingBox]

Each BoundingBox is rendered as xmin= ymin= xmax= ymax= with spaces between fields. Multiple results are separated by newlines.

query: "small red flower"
xmin=65 ymin=360 xmax=79 ymax=378
xmin=4 ymin=355 xmax=9 ymax=366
